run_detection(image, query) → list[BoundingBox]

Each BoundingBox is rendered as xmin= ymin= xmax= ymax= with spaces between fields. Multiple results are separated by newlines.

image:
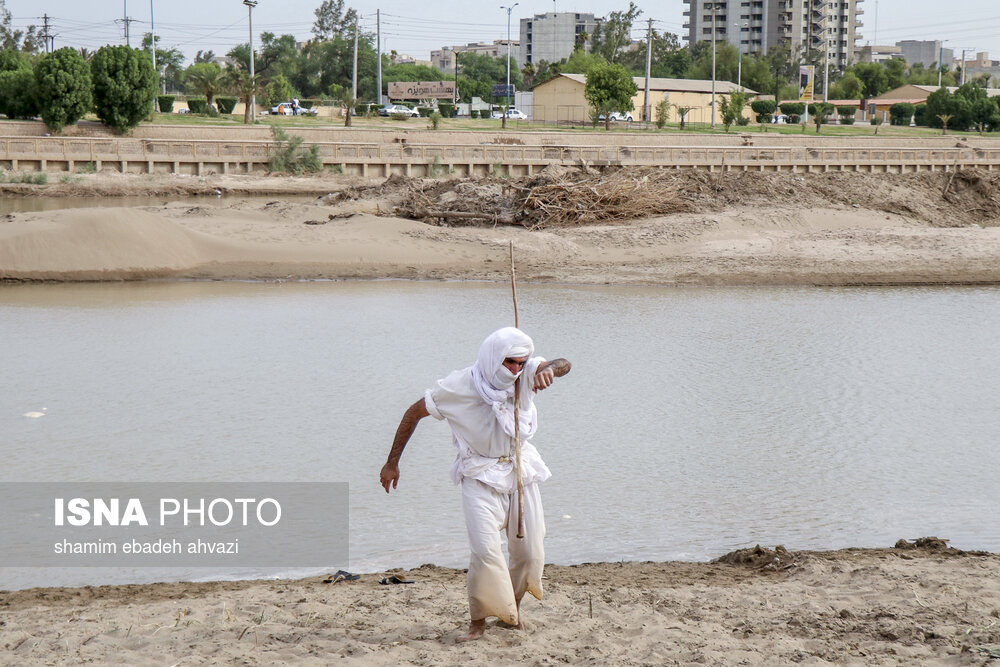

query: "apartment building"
xmin=518 ymin=12 xmax=597 ymax=67
xmin=683 ymin=0 xmax=864 ymax=68
xmin=896 ymin=40 xmax=953 ymax=70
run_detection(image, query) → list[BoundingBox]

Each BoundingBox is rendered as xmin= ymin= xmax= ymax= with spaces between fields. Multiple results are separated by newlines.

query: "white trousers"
xmin=461 ymin=478 xmax=546 ymax=624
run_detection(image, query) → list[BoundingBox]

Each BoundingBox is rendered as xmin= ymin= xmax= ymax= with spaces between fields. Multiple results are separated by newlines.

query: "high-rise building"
xmin=682 ymin=0 xmax=865 ymax=68
xmin=896 ymin=40 xmax=952 ymax=70
xmin=518 ymin=12 xmax=597 ymax=67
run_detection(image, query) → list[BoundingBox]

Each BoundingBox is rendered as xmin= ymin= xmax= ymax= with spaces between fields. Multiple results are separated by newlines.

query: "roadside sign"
xmin=492 ymin=84 xmax=514 ymax=98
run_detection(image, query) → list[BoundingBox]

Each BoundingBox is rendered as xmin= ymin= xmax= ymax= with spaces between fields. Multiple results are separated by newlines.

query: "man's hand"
xmin=533 ymin=358 xmax=571 ymax=392
xmin=533 ymin=366 xmax=555 ymax=391
xmin=380 ymin=462 xmax=400 ymax=493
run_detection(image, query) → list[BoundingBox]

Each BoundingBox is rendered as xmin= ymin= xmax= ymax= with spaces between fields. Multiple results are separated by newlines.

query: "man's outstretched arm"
xmin=380 ymin=398 xmax=430 ymax=493
xmin=533 ymin=358 xmax=572 ymax=391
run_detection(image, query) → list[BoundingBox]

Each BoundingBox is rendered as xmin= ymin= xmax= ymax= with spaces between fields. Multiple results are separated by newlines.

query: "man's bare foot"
xmin=456 ymin=619 xmax=486 ymax=642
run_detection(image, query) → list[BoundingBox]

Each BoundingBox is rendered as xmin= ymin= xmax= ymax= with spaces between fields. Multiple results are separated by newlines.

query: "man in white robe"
xmin=380 ymin=327 xmax=571 ymax=641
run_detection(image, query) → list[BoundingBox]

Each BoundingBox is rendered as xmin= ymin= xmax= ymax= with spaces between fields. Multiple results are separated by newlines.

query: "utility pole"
xmin=961 ymin=48 xmax=967 ymax=85
xmin=737 ymin=19 xmax=747 ymax=90
xmin=244 ymin=0 xmax=257 ymax=121
xmin=120 ymin=1 xmax=135 ymax=46
xmin=351 ymin=18 xmax=358 ymax=102
xmin=710 ymin=2 xmax=716 ymax=128
xmin=41 ymin=14 xmax=51 ymax=53
xmin=376 ymin=10 xmax=382 ymax=106
xmin=150 ymin=1 xmax=159 ymax=94
xmin=643 ymin=18 xmax=652 ymax=122
xmin=501 ymin=3 xmax=519 ymax=130
xmin=938 ymin=43 xmax=943 ymax=87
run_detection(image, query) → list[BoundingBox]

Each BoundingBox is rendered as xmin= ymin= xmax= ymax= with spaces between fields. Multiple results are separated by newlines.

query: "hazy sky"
xmin=4 ymin=0 xmax=998 ymax=65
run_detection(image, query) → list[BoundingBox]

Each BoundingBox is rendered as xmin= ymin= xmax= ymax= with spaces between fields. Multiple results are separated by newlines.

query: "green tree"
xmin=718 ymin=91 xmax=748 ymax=132
xmin=312 ymin=0 xmax=358 ymax=39
xmin=0 ymin=49 xmax=37 ymax=118
xmin=852 ymin=62 xmax=888 ymax=98
xmin=884 ymin=58 xmax=906 ymax=90
xmin=90 ymin=45 xmax=157 ymax=133
xmin=829 ymin=71 xmax=862 ymax=99
xmin=184 ymin=62 xmax=223 ymax=105
xmin=561 ymin=48 xmax=606 ymax=75
xmin=34 ymin=47 xmax=92 ymax=132
xmin=619 ymin=30 xmax=689 ymax=78
xmin=221 ymin=66 xmax=263 ymax=124
xmin=265 ymin=73 xmax=296 ymax=107
xmin=0 ymin=0 xmax=39 ymax=51
xmin=923 ymin=87 xmax=970 ymax=131
xmin=691 ymin=42 xmax=739 ymax=85
xmin=584 ymin=61 xmax=637 ymax=129
xmin=141 ymin=33 xmax=184 ymax=93
xmin=590 ymin=2 xmax=641 ymax=63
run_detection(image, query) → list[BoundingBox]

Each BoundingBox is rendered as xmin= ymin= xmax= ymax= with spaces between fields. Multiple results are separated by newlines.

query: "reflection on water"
xmin=2 ymin=281 xmax=999 ymax=590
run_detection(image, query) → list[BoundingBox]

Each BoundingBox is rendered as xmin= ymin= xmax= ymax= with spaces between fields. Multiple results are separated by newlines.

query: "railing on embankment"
xmin=2 ymin=135 xmax=1000 ymax=177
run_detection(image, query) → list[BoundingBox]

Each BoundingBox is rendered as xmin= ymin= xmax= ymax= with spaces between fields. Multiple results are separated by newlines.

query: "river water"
xmin=2 ymin=280 xmax=999 ymax=591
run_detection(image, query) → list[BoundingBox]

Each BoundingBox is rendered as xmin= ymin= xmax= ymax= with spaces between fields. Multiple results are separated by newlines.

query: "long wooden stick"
xmin=510 ymin=240 xmax=525 ymax=538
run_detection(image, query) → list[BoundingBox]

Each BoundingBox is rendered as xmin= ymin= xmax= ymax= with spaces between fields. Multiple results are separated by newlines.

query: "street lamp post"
xmin=501 ymin=3 xmax=518 ymax=130
xmin=244 ymin=0 xmax=258 ymax=122
xmin=737 ymin=20 xmax=748 ymax=90
xmin=710 ymin=2 xmax=716 ymax=128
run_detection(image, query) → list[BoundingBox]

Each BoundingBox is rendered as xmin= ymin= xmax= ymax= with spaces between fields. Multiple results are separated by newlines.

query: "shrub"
xmin=840 ymin=117 xmax=855 ymax=125
xmin=751 ymin=100 xmax=777 ymax=115
xmin=779 ymin=102 xmax=804 ymax=117
xmin=654 ymin=98 xmax=671 ymax=129
xmin=187 ymin=97 xmax=208 ymax=114
xmin=390 ymin=111 xmax=410 ymax=120
xmin=300 ymin=99 xmax=320 ymax=109
xmin=428 ymin=111 xmax=442 ymax=130
xmin=157 ymin=95 xmax=175 ymax=113
xmin=268 ymin=126 xmax=323 ymax=174
xmin=417 ymin=107 xmax=432 ymax=117
xmin=215 ymin=96 xmax=237 ymax=114
xmin=914 ymin=103 xmax=930 ymax=127
xmin=469 ymin=109 xmax=479 ymax=119
xmin=889 ymin=102 xmax=915 ymax=126
xmin=0 ymin=68 xmax=39 ymax=119
xmin=34 ymin=48 xmax=93 ymax=133
xmin=91 ymin=45 xmax=158 ymax=133
xmin=836 ymin=105 xmax=856 ymax=117
xmin=870 ymin=116 xmax=879 ymax=125
xmin=438 ymin=102 xmax=455 ymax=117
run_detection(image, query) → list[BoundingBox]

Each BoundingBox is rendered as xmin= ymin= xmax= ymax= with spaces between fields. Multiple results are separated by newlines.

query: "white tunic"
xmin=424 ymin=356 xmax=552 ymax=493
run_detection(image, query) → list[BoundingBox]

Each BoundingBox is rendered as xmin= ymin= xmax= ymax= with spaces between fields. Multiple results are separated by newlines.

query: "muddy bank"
xmin=2 ymin=169 xmax=1000 ymax=285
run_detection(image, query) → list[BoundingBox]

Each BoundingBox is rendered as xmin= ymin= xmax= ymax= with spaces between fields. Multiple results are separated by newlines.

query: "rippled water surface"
xmin=2 ymin=281 xmax=998 ymax=590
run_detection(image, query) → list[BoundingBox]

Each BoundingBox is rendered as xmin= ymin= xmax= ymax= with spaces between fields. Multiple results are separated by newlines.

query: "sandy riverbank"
xmin=2 ymin=541 xmax=998 ymax=665
xmin=2 ymin=169 xmax=1000 ymax=285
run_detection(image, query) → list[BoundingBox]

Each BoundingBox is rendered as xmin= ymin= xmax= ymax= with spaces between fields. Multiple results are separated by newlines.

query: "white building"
xmin=518 ymin=12 xmax=597 ymax=67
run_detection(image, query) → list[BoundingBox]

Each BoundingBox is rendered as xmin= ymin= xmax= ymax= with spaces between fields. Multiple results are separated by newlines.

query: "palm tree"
xmin=222 ymin=68 xmax=263 ymax=125
xmin=186 ymin=64 xmax=223 ymax=106
xmin=937 ymin=113 xmax=954 ymax=135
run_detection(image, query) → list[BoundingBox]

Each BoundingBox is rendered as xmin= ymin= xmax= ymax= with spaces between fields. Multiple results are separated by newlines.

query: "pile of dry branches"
xmin=393 ymin=168 xmax=698 ymax=229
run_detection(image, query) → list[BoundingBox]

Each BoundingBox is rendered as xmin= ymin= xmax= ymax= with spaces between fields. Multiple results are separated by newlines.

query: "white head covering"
xmin=471 ymin=327 xmax=534 ymax=401
xmin=468 ymin=327 xmax=538 ymax=441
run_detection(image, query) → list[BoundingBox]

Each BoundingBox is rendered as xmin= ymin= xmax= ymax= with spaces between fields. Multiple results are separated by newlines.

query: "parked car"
xmin=598 ymin=111 xmax=634 ymax=122
xmin=270 ymin=102 xmax=318 ymax=116
xmin=490 ymin=108 xmax=528 ymax=120
xmin=378 ymin=104 xmax=420 ymax=117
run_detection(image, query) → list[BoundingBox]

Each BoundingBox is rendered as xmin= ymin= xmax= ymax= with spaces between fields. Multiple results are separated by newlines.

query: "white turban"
xmin=469 ymin=327 xmax=538 ymax=441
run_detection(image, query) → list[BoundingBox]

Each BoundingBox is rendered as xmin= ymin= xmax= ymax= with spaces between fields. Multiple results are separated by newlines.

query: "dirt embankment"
xmin=2 ymin=168 xmax=1000 ymax=285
